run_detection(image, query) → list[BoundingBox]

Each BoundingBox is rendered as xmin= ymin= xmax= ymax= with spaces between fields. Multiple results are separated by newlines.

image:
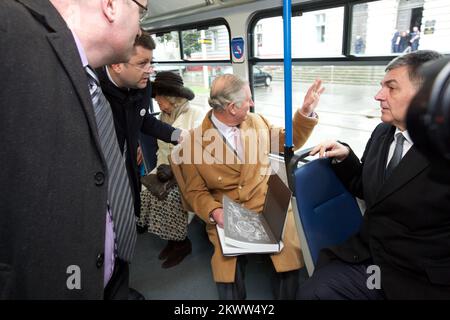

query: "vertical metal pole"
xmin=283 ymin=0 xmax=294 ymax=165
xmin=283 ymin=0 xmax=293 ymax=147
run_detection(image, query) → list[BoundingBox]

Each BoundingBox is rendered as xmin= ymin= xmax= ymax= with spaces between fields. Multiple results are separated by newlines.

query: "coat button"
xmin=353 ymin=255 xmax=359 ymax=261
xmin=96 ymin=253 xmax=105 ymax=268
xmin=94 ymin=172 xmax=105 ymax=186
xmin=218 ymin=176 xmax=222 ymax=181
xmin=238 ymin=185 xmax=242 ymax=190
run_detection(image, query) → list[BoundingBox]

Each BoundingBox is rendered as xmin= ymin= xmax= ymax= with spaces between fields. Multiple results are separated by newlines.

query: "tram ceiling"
xmin=145 ymin=0 xmax=257 ymax=22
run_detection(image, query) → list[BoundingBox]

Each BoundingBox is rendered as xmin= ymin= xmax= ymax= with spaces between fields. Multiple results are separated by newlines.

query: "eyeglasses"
xmin=127 ymin=61 xmax=154 ymax=72
xmin=131 ymin=0 xmax=148 ymax=22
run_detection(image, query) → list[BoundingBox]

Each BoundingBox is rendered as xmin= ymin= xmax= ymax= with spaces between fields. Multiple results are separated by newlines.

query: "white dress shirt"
xmin=211 ymin=112 xmax=243 ymax=160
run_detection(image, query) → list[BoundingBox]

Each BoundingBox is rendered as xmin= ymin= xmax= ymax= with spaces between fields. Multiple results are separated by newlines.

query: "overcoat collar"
xmin=371 ymin=125 xmax=430 ymax=207
xmin=17 ymin=0 xmax=106 ymax=163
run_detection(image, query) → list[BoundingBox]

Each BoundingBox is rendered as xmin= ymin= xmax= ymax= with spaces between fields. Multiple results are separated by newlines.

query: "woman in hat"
xmin=138 ymin=71 xmax=205 ymax=268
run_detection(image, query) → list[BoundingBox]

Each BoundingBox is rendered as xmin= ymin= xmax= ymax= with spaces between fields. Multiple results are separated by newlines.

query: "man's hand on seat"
xmin=310 ymin=140 xmax=350 ymax=161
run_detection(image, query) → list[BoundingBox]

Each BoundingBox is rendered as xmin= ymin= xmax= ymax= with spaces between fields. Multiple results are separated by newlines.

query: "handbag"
xmin=141 ymin=164 xmax=177 ymax=200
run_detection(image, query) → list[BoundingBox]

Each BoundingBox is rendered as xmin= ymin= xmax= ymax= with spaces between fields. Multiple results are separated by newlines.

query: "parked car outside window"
xmin=253 ymin=67 xmax=272 ymax=87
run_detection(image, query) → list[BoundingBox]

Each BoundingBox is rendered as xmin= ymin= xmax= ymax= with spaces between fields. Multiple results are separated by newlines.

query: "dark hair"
xmin=385 ymin=50 xmax=443 ymax=87
xmin=134 ymin=30 xmax=156 ymax=51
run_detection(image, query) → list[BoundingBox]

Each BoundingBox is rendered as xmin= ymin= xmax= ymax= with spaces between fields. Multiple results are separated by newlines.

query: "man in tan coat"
xmin=175 ymin=74 xmax=323 ymax=299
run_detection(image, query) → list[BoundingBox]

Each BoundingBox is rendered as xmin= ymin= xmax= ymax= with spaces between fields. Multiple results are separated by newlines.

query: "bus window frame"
xmin=247 ymin=0 xmax=399 ymax=63
xmin=247 ymin=0 xmax=402 ymax=99
xmin=146 ymin=17 xmax=232 ymax=67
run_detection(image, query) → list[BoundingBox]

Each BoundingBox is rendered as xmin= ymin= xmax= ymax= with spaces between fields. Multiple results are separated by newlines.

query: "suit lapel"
xmin=17 ymin=0 xmax=64 ymax=28
xmin=363 ymin=126 xmax=394 ymax=206
xmin=17 ymin=0 xmax=104 ymax=160
xmin=46 ymin=33 xmax=101 ymax=143
xmin=373 ymin=146 xmax=429 ymax=206
xmin=377 ymin=127 xmax=395 ymax=188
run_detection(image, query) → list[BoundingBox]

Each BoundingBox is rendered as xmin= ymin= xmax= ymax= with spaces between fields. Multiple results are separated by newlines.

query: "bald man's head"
xmin=208 ymin=74 xmax=247 ymax=112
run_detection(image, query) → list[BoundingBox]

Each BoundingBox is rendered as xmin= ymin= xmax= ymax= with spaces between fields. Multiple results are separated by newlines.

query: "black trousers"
xmin=297 ymin=259 xmax=385 ymax=300
xmin=104 ymin=258 xmax=129 ymax=300
xmin=216 ymin=255 xmax=299 ymax=300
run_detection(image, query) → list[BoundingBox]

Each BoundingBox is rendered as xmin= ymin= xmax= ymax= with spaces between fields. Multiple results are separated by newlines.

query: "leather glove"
xmin=156 ymin=164 xmax=173 ymax=183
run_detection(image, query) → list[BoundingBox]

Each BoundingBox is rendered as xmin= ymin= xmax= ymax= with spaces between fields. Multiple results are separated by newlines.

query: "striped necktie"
xmin=385 ymin=133 xmax=406 ymax=179
xmin=85 ymin=66 xmax=137 ymax=262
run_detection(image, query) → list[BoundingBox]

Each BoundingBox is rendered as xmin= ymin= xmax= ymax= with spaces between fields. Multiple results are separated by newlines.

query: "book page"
xmin=223 ymin=196 xmax=275 ymax=246
xmin=216 ymin=224 xmax=284 ymax=256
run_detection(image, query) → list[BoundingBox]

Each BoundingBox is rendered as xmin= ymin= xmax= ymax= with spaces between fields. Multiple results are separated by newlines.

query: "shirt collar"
xmin=211 ymin=111 xmax=235 ymax=137
xmin=71 ymin=30 xmax=88 ymax=68
xmin=105 ymin=66 xmax=123 ymax=89
xmin=394 ymin=127 xmax=413 ymax=145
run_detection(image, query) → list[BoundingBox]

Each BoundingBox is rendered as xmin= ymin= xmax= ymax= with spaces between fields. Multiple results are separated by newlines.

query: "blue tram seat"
xmin=289 ymin=151 xmax=363 ymax=276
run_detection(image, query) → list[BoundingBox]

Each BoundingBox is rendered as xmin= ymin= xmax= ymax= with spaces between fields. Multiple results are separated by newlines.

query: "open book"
xmin=216 ymin=173 xmax=292 ymax=256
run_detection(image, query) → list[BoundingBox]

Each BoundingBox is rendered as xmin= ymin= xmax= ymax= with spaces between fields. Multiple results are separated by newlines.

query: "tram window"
xmin=153 ymin=31 xmax=181 ymax=61
xmin=252 ymin=65 xmax=385 ymax=158
xmin=150 ymin=22 xmax=231 ymax=114
xmin=181 ymin=25 xmax=230 ymax=61
xmin=350 ymin=0 xmax=450 ymax=56
xmin=253 ymin=7 xmax=345 ymax=59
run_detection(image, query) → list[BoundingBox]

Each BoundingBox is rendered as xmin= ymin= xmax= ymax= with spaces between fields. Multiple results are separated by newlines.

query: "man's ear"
xmin=102 ymin=0 xmax=118 ymax=23
xmin=228 ymin=102 xmax=236 ymax=116
xmin=110 ymin=63 xmax=123 ymax=73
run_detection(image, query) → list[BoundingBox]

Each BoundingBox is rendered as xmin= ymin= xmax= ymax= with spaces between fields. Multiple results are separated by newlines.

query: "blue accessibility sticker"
xmin=231 ymin=37 xmax=245 ymax=61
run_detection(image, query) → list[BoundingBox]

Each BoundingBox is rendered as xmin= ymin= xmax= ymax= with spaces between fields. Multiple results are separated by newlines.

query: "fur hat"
xmin=152 ymin=71 xmax=194 ymax=100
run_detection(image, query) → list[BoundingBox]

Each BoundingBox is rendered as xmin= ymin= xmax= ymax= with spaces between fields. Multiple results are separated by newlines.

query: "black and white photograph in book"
xmin=216 ymin=173 xmax=292 ymax=256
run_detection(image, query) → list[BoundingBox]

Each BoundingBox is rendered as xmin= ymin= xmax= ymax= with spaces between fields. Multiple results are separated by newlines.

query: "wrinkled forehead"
xmin=382 ymin=65 xmax=411 ymax=85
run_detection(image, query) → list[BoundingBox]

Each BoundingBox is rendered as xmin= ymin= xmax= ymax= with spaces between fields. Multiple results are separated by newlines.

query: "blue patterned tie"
xmin=385 ymin=133 xmax=406 ymax=179
xmin=86 ymin=66 xmax=136 ymax=262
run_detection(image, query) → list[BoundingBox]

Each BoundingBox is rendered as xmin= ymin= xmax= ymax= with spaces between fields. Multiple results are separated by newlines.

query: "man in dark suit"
xmin=0 ymin=0 xmax=147 ymax=299
xmin=97 ymin=32 xmax=180 ymax=225
xmin=298 ymin=50 xmax=450 ymax=300
xmin=99 ymin=31 xmax=163 ymax=175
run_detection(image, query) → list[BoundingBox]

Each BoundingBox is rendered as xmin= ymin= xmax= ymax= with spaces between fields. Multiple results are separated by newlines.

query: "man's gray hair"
xmin=386 ymin=50 xmax=443 ymax=87
xmin=208 ymin=74 xmax=247 ymax=112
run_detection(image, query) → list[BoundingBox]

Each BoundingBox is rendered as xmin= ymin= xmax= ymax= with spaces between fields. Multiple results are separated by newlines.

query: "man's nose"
xmin=374 ymin=88 xmax=385 ymax=101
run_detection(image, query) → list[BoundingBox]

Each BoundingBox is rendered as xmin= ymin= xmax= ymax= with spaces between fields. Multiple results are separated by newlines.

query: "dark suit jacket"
xmin=320 ymin=123 xmax=450 ymax=299
xmin=0 ymin=0 xmax=108 ymax=299
xmin=96 ymin=67 xmax=176 ymax=217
